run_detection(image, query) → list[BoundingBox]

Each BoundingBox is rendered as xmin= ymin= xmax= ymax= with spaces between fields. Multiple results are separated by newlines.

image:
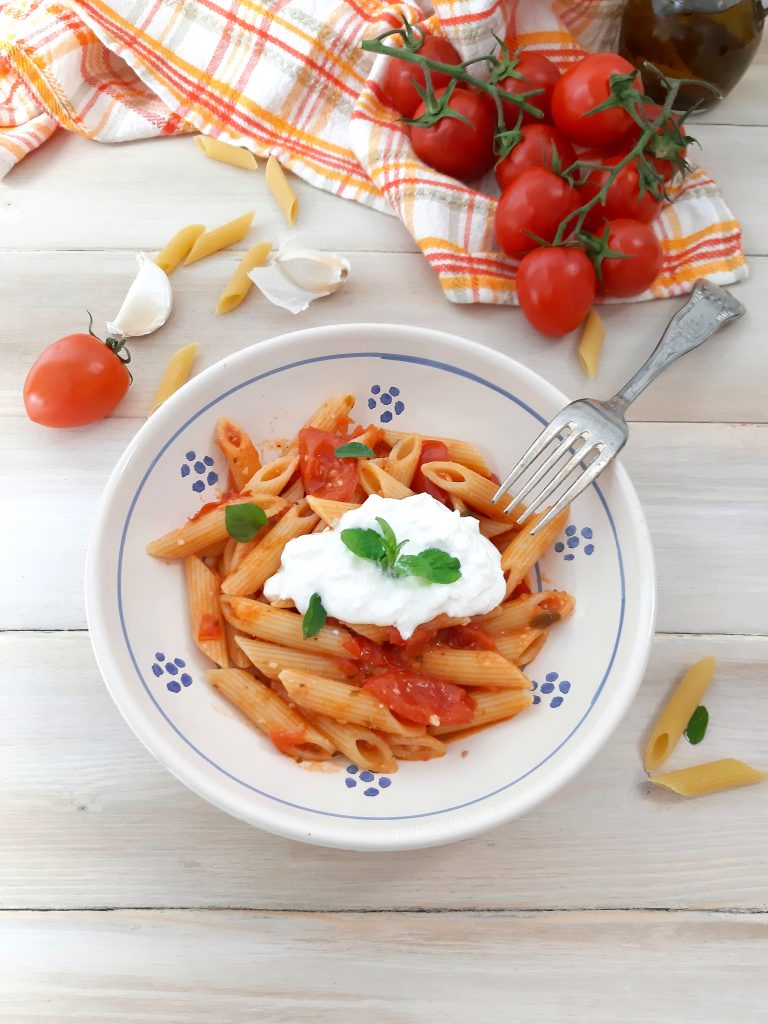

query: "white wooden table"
xmin=2 ymin=42 xmax=767 ymax=1023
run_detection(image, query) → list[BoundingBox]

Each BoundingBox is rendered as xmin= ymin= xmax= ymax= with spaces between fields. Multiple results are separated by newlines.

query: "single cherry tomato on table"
xmin=411 ymin=86 xmax=496 ymax=182
xmin=363 ymin=670 xmax=475 ymax=726
xmin=496 ymin=51 xmax=561 ymax=127
xmin=494 ymin=167 xmax=580 ymax=255
xmin=298 ymin=427 xmax=358 ymax=501
xmin=597 ymin=219 xmax=662 ymax=298
xmin=580 ymin=153 xmax=662 ymax=226
xmin=495 ymin=123 xmax=576 ymax=190
xmin=551 ymin=53 xmax=642 ymax=148
xmin=381 ymin=34 xmax=462 ymax=118
xmin=516 ymin=246 xmax=596 ymax=337
xmin=23 ymin=321 xmax=131 ymax=428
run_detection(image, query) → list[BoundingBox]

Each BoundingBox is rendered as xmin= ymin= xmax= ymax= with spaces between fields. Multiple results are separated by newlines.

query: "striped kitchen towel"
xmin=0 ymin=0 xmax=747 ymax=304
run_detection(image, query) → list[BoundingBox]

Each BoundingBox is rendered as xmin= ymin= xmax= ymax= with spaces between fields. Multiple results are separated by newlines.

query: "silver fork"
xmin=492 ymin=279 xmax=745 ymax=534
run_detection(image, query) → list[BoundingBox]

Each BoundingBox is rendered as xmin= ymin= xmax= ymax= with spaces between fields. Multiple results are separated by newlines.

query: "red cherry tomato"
xmin=24 ymin=330 xmax=131 ymax=428
xmin=298 ymin=427 xmax=358 ymax=501
xmin=495 ymin=123 xmax=576 ymax=190
xmin=581 ymin=153 xmax=662 ymax=225
xmin=494 ymin=167 xmax=580 ymax=256
xmin=363 ymin=670 xmax=475 ymax=726
xmin=599 ymin=219 xmax=662 ymax=298
xmin=551 ymin=53 xmax=641 ymax=148
xmin=497 ymin=51 xmax=561 ymax=127
xmin=516 ymin=246 xmax=596 ymax=337
xmin=381 ymin=34 xmax=462 ymax=118
xmin=411 ymin=86 xmax=496 ymax=182
xmin=412 ymin=439 xmax=452 ymax=505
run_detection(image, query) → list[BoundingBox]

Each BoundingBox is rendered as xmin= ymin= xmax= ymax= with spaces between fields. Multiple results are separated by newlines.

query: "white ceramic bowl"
xmin=86 ymin=324 xmax=655 ymax=850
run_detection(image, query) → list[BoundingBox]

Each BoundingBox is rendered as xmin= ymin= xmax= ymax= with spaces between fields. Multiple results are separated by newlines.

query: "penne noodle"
xmin=415 ymin=648 xmax=533 ymax=689
xmin=221 ymin=538 xmax=239 ymax=577
xmin=225 ymin=596 xmax=351 ymax=656
xmin=500 ymin=508 xmax=570 ymax=597
xmin=265 ymin=154 xmax=299 ymax=225
xmin=208 ymin=668 xmax=334 ymax=760
xmin=155 ymin=224 xmax=205 ymax=274
xmin=649 ymin=759 xmax=768 ymax=798
xmin=352 ymin=425 xmax=384 ymax=450
xmin=381 ymin=430 xmax=491 ymax=475
xmin=184 ymin=556 xmax=229 ymax=667
xmin=348 ymin=622 xmax=391 ymax=644
xmin=385 ymin=733 xmax=447 ymax=761
xmin=150 ymin=343 xmax=198 ymax=414
xmin=644 ymin=656 xmax=717 ymax=773
xmin=216 ymin=242 xmax=272 ymax=314
xmin=195 ymin=540 xmax=227 ymax=560
xmin=476 ymin=515 xmax=517 ymax=539
xmin=432 ymin=689 xmax=533 ymax=737
xmin=240 ymin=454 xmax=298 ymax=496
xmin=494 ymin=628 xmax=547 ymax=667
xmin=310 ymin=714 xmax=397 ymax=774
xmin=281 ymin=477 xmax=305 ymax=504
xmin=224 ymin=616 xmax=252 ymax=670
xmin=304 ymin=393 xmax=355 ymax=435
xmin=195 ymin=135 xmax=259 ymax=170
xmin=221 ymin=501 xmax=318 ymax=596
xmin=279 ymin=669 xmax=423 ymax=737
xmin=359 ymin=461 xmax=414 ymax=499
xmin=235 ymin=635 xmax=349 ymax=682
xmin=479 ymin=591 xmax=575 ymax=634
xmin=384 ymin=434 xmax=421 ymax=486
xmin=306 ymin=496 xmax=360 ymax=528
xmin=184 ymin=212 xmax=255 ymax=266
xmin=578 ymin=309 xmax=606 ymax=379
xmin=216 ymin=416 xmax=262 ymax=491
xmin=146 ymin=494 xmax=287 ymax=560
xmin=420 ymin=461 xmax=508 ymax=521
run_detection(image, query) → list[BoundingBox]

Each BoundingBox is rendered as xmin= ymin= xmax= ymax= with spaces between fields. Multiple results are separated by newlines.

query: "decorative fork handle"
xmin=607 ymin=279 xmax=746 ymax=415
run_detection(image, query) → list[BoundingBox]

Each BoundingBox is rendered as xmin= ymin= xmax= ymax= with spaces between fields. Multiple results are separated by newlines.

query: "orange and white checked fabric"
xmin=0 ymin=0 xmax=747 ymax=304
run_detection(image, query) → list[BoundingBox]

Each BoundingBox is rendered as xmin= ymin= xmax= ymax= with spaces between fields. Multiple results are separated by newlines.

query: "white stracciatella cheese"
xmin=264 ymin=493 xmax=506 ymax=639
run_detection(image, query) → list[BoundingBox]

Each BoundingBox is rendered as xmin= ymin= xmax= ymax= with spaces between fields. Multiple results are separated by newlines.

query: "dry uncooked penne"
xmin=155 ymin=224 xmax=205 ymax=274
xmin=644 ymin=656 xmax=717 ymax=773
xmin=650 ymin=759 xmax=768 ymax=797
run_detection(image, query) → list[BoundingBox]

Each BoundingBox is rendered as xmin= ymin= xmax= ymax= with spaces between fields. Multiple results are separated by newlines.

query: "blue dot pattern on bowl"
xmin=554 ymin=526 xmax=595 ymax=561
xmin=344 ymin=763 xmax=392 ymax=797
xmin=151 ymin=653 xmax=193 ymax=694
xmin=367 ymin=384 xmax=405 ymax=424
xmin=531 ymin=671 xmax=571 ymax=709
xmin=180 ymin=450 xmax=218 ymax=494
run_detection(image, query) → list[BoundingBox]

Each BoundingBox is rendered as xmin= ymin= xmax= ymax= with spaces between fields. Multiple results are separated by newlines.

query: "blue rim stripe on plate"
xmin=117 ymin=352 xmax=625 ymax=821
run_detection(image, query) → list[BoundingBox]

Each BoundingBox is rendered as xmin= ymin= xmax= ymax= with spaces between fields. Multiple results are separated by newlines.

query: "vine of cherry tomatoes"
xmin=370 ymin=25 xmax=696 ymax=339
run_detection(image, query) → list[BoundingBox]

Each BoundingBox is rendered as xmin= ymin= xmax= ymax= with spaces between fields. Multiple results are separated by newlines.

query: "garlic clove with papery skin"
xmin=107 ymin=253 xmax=173 ymax=338
xmin=248 ymin=241 xmax=350 ymax=314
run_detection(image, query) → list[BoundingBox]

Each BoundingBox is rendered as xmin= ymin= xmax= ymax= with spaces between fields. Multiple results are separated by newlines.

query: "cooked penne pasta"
xmin=420 ymin=462 xmax=508 ymax=521
xmin=348 ymin=622 xmax=391 ymax=644
xmin=216 ymin=242 xmax=272 ymax=314
xmin=195 ymin=135 xmax=259 ymax=171
xmin=476 ymin=516 xmax=517 ymax=539
xmin=265 ymin=154 xmax=299 ymax=225
xmin=235 ymin=635 xmax=348 ymax=682
xmin=416 ymin=649 xmax=532 ymax=689
xmin=184 ymin=556 xmax=228 ymax=667
xmin=500 ymin=508 xmax=570 ymax=597
xmin=303 ymin=393 xmax=355 ymax=434
xmin=306 ymin=496 xmax=361 ymax=527
xmin=385 ymin=434 xmax=421 ymax=485
xmin=224 ymin=616 xmax=252 ymax=669
xmin=184 ymin=212 xmax=255 ymax=266
xmin=578 ymin=309 xmax=606 ymax=379
xmin=649 ymin=759 xmax=768 ymax=797
xmin=386 ymin=733 xmax=447 ymax=761
xmin=431 ymin=689 xmax=533 ymax=736
xmin=225 ymin=596 xmax=351 ymax=656
xmin=221 ymin=538 xmax=239 ymax=577
xmin=359 ymin=461 xmax=414 ymax=499
xmin=494 ymin=628 xmax=547 ymax=667
xmin=480 ymin=591 xmax=575 ymax=634
xmin=150 ymin=343 xmax=199 ymax=414
xmin=221 ymin=501 xmax=318 ymax=596
xmin=279 ymin=670 xmax=423 ymax=737
xmin=310 ymin=714 xmax=397 ymax=774
xmin=281 ymin=477 xmax=305 ymax=504
xmin=216 ymin=417 xmax=262 ymax=491
xmin=241 ymin=454 xmax=298 ymax=496
xmin=644 ymin=656 xmax=717 ymax=773
xmin=155 ymin=224 xmax=205 ymax=274
xmin=208 ymin=668 xmax=334 ymax=760
xmin=146 ymin=494 xmax=287 ymax=559
xmin=381 ymin=430 xmax=490 ymax=475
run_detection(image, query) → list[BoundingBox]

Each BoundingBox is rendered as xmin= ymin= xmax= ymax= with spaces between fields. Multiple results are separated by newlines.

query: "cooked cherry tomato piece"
xmin=437 ymin=623 xmax=497 ymax=651
xmin=198 ymin=612 xmax=222 ymax=641
xmin=268 ymin=729 xmax=308 ymax=754
xmin=298 ymin=427 xmax=358 ymax=501
xmin=599 ymin=219 xmax=662 ymax=298
xmin=516 ymin=246 xmax=596 ymax=337
xmin=382 ymin=34 xmax=462 ymax=119
xmin=551 ymin=53 xmax=641 ymax=148
xmin=364 ymin=670 xmax=475 ymax=726
xmin=411 ymin=86 xmax=496 ymax=182
xmin=495 ymin=123 xmax=576 ymax=191
xmin=494 ymin=167 xmax=580 ymax=255
xmin=411 ymin=439 xmax=452 ymax=506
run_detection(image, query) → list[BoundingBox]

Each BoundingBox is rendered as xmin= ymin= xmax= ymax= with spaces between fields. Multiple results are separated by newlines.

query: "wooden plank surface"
xmin=3 ymin=630 xmax=765 ymax=912
xmin=1 ymin=910 xmax=766 ymax=1024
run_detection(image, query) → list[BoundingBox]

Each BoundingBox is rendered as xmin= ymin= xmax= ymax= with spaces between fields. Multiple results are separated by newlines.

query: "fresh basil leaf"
xmin=334 ymin=441 xmax=375 ymax=459
xmin=684 ymin=705 xmax=709 ymax=745
xmin=341 ymin=527 xmax=387 ymax=564
xmin=302 ymin=592 xmax=327 ymax=639
xmin=224 ymin=502 xmax=267 ymax=542
xmin=398 ymin=547 xmax=461 ymax=584
xmin=375 ymin=516 xmax=404 ymax=569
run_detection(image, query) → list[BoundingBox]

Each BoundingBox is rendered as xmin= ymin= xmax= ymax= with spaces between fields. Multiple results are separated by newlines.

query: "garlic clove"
xmin=248 ymin=242 xmax=350 ymax=314
xmin=107 ymin=253 xmax=173 ymax=338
